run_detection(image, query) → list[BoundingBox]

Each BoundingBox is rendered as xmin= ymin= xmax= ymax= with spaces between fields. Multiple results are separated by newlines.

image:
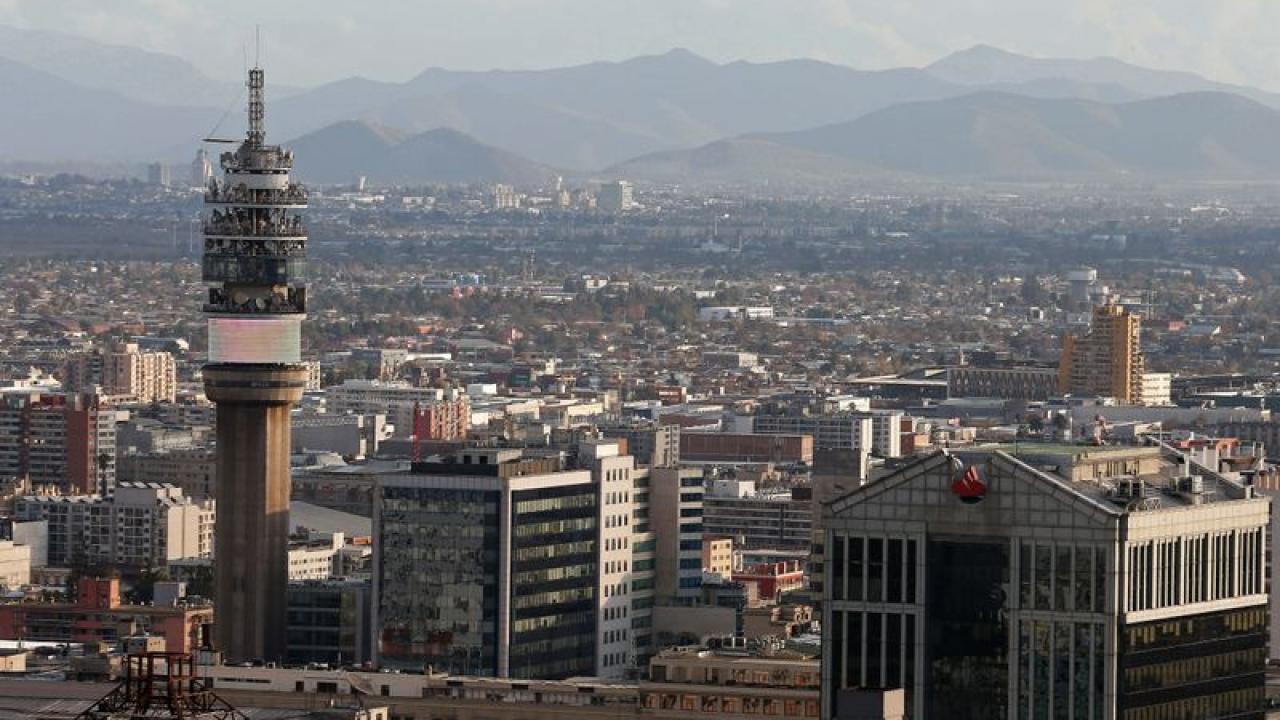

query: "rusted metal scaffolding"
xmin=76 ymin=652 xmax=246 ymax=719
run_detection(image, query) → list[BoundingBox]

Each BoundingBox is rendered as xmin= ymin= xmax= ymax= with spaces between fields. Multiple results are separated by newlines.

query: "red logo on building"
xmin=951 ymin=464 xmax=987 ymax=504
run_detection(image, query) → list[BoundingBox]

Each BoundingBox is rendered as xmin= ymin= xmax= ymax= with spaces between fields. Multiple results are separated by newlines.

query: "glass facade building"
xmin=374 ymin=451 xmax=599 ymax=679
xmin=509 ymin=483 xmax=598 ymax=679
xmin=822 ymin=447 xmax=1270 ymax=720
xmin=377 ymin=484 xmax=501 ymax=675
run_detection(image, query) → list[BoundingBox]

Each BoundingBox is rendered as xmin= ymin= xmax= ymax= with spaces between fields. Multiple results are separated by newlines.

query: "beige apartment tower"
xmin=1058 ymin=303 xmax=1144 ymax=403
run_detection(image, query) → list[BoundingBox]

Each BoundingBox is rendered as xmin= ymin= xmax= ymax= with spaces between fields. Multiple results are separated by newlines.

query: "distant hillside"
xmin=608 ymin=138 xmax=869 ymax=184
xmin=271 ymin=49 xmax=969 ymax=169
xmin=0 ymin=24 xmax=247 ymax=107
xmin=614 ymin=92 xmax=1280 ymax=182
xmin=929 ymin=45 xmax=1280 ymax=108
xmin=6 ymin=26 xmax=1280 ymax=177
xmin=0 ymin=57 xmax=210 ymax=162
xmin=287 ymin=121 xmax=556 ymax=185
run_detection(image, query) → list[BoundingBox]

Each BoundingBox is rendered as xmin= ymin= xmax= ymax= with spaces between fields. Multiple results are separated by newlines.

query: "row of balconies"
xmin=220 ymin=146 xmax=293 ymax=171
xmin=204 ymin=237 xmax=305 ymax=257
xmin=204 ymin=287 xmax=306 ymax=314
xmin=206 ymin=182 xmax=306 ymax=206
xmin=204 ymin=214 xmax=304 ymax=238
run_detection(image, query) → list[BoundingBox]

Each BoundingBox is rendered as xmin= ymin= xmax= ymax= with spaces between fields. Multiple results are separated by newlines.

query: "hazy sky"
xmin=0 ymin=0 xmax=1277 ymax=90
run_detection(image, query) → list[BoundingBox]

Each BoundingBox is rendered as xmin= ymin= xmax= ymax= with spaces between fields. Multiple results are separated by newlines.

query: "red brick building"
xmin=732 ymin=561 xmax=806 ymax=600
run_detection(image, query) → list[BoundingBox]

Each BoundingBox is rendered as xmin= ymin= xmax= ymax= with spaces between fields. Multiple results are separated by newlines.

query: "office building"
xmin=1139 ymin=372 xmax=1172 ymax=407
xmin=15 ymin=482 xmax=214 ymax=569
xmin=601 ymin=422 xmax=680 ymax=468
xmin=650 ymin=467 xmax=705 ymax=604
xmin=116 ymin=446 xmax=217 ymax=500
xmin=0 ymin=391 xmax=116 ymax=494
xmin=146 ymin=162 xmax=171 ymax=187
xmin=597 ymin=181 xmax=634 ymax=213
xmin=704 ymin=491 xmax=813 ymax=549
xmin=753 ymin=412 xmax=874 ymax=456
xmin=292 ymin=412 xmax=388 ymax=458
xmin=822 ymin=444 xmax=1269 ymax=720
xmin=191 ymin=148 xmax=213 ymax=187
xmin=288 ymin=532 xmax=348 ymax=581
xmin=202 ymin=64 xmax=311 ymax=664
xmin=286 ymin=579 xmax=374 ymax=666
xmin=327 ymin=381 xmax=468 ymax=438
xmin=579 ymin=440 xmax=640 ymax=679
xmin=1059 ymin=304 xmax=1145 ymax=403
xmin=374 ymin=449 xmax=598 ymax=679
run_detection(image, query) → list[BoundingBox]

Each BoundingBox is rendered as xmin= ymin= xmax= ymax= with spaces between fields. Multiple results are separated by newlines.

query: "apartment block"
xmin=0 ymin=391 xmax=116 ymax=494
xmin=15 ymin=482 xmax=214 ymax=569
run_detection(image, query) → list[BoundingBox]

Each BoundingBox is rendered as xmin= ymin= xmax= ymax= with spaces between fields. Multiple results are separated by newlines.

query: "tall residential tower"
xmin=1058 ymin=303 xmax=1144 ymax=403
xmin=202 ymin=66 xmax=308 ymax=663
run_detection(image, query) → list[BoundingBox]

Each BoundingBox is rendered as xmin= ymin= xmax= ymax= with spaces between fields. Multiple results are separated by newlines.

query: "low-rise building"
xmin=641 ymin=645 xmax=819 ymax=719
xmin=0 ymin=577 xmax=211 ymax=653
xmin=681 ymin=433 xmax=813 ymax=465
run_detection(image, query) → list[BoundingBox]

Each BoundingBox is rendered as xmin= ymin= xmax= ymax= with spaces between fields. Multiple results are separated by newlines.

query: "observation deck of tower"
xmin=202 ymin=65 xmax=308 ymax=664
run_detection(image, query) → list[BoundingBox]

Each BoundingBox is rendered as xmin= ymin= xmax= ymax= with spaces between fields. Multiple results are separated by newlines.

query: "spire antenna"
xmin=247 ymin=65 xmax=265 ymax=145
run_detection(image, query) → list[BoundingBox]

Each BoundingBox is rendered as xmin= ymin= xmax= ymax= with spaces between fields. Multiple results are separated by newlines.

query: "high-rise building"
xmin=202 ymin=65 xmax=310 ymax=663
xmin=191 ymin=148 xmax=213 ymax=187
xmin=649 ymin=467 xmax=705 ymax=604
xmin=597 ymin=181 xmax=634 ymax=213
xmin=580 ymin=440 xmax=639 ymax=679
xmin=821 ymin=445 xmax=1269 ymax=720
xmin=374 ymin=449 xmax=599 ymax=679
xmin=0 ymin=391 xmax=116 ymax=494
xmin=492 ymin=183 xmax=519 ymax=210
xmin=147 ymin=162 xmax=172 ymax=188
xmin=1059 ymin=304 xmax=1145 ymax=403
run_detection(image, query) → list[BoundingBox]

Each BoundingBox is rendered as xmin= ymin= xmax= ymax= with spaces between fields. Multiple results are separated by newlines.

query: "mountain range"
xmin=613 ymin=92 xmax=1280 ymax=182
xmin=2 ymin=26 xmax=1280 ymax=184
xmin=287 ymin=122 xmax=556 ymax=186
